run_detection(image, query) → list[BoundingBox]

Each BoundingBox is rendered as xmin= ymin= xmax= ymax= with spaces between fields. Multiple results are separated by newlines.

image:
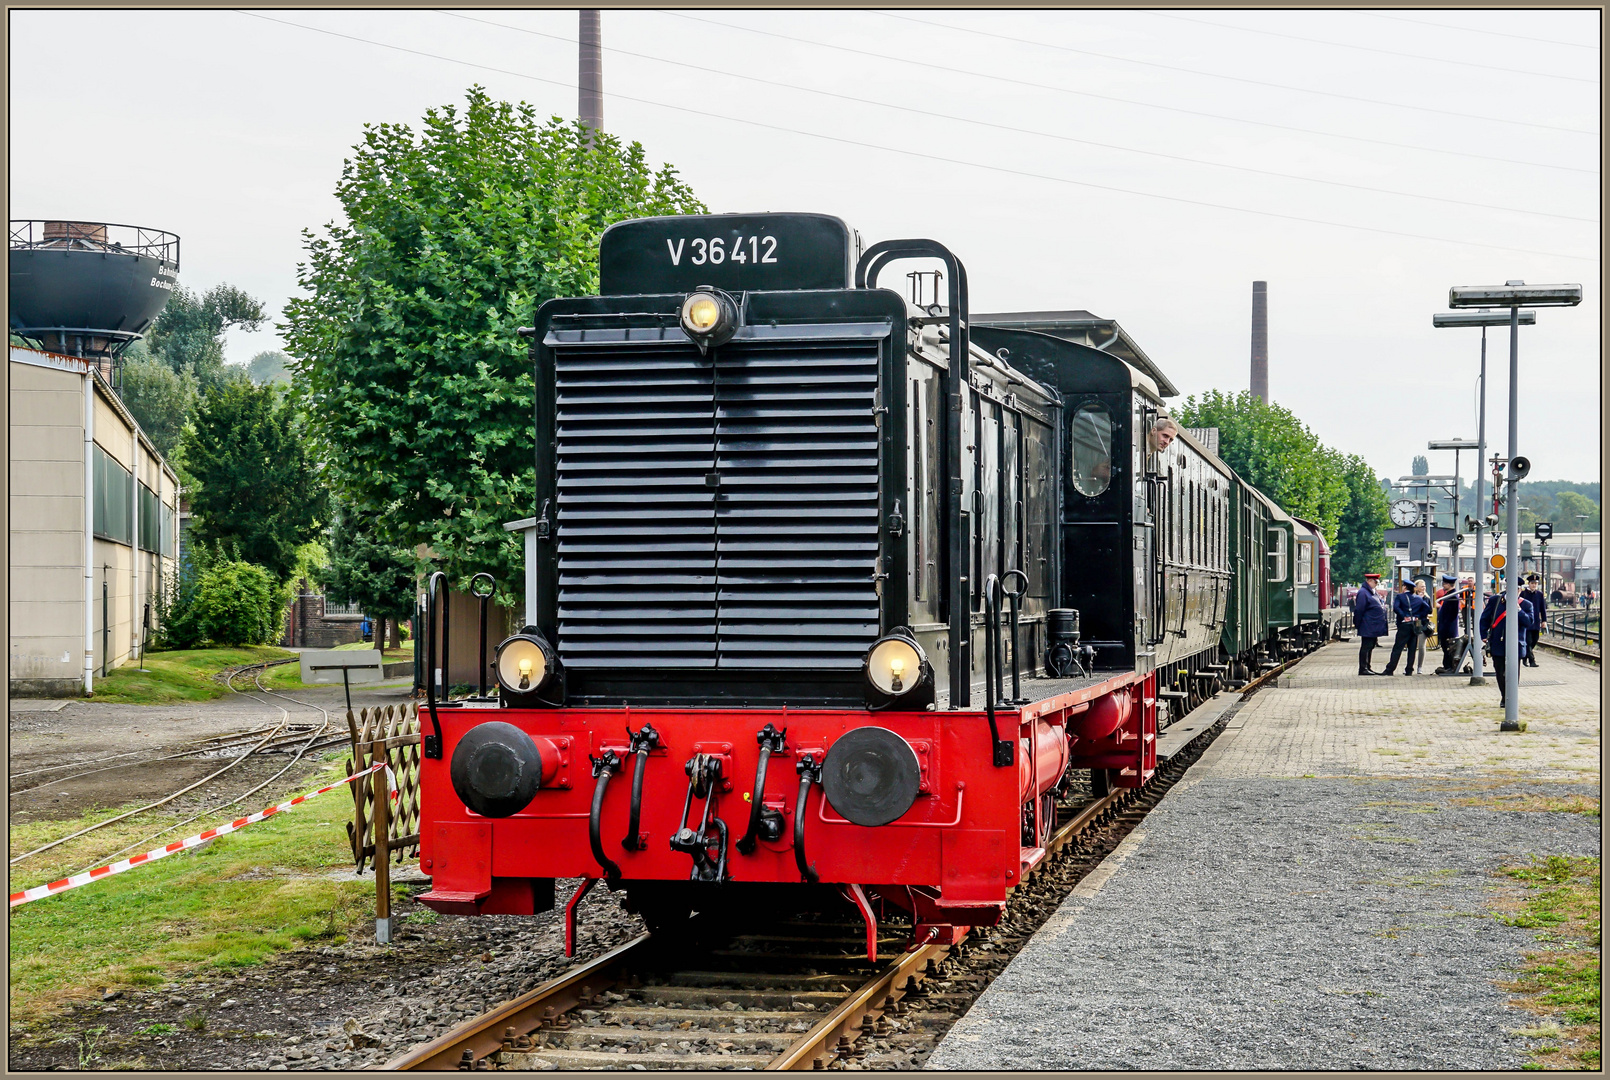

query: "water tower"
xmin=8 ymin=220 xmax=180 ymax=389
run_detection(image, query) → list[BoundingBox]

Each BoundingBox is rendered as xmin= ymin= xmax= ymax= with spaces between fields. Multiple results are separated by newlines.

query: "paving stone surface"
xmin=928 ymin=642 xmax=1601 ymax=1070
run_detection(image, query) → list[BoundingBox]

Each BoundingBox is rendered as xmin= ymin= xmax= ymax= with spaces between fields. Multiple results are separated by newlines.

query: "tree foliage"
xmin=146 ymin=283 xmax=265 ymax=390
xmin=247 ymin=350 xmax=292 ymax=385
xmin=118 ymin=342 xmax=198 ymax=457
xmin=180 ymin=380 xmax=327 ymax=582
xmin=1554 ymin=490 xmax=1601 ymax=533
xmin=1177 ymin=389 xmax=1389 ymax=584
xmin=1411 ymin=455 xmax=1429 ymax=476
xmin=316 ymin=504 xmax=418 ymax=624
xmin=283 ymin=87 xmax=707 ymax=604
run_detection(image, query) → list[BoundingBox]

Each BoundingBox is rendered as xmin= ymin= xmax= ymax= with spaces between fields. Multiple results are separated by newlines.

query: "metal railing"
xmin=9 ymin=219 xmax=179 ymax=268
xmin=1544 ymin=603 xmax=1599 ymax=651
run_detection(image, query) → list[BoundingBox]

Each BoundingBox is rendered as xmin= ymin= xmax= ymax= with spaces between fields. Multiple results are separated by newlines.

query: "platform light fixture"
xmin=1442 ymin=282 xmax=1582 ymax=732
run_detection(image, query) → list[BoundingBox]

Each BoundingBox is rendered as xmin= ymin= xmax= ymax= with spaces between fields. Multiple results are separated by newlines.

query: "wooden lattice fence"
xmin=347 ymin=704 xmax=423 ymax=941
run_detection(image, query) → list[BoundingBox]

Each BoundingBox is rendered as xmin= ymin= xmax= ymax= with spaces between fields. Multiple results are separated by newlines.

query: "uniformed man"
xmin=1479 ymin=581 xmax=1537 ymax=708
xmin=1381 ymin=578 xmax=1425 ymax=676
xmin=1354 ymin=572 xmax=1388 ymax=674
xmin=1434 ymin=573 xmax=1464 ymax=675
xmin=1520 ymin=574 xmax=1547 ymax=667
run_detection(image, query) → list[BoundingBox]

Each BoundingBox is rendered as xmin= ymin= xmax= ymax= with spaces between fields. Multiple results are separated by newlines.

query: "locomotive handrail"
xmin=818 ymin=781 xmax=965 ymax=828
xmin=982 ymin=575 xmax=1014 ymax=767
xmin=423 ymin=571 xmax=447 ymax=759
xmin=468 ymin=572 xmax=496 ymax=700
xmin=856 ymin=240 xmax=972 ymax=710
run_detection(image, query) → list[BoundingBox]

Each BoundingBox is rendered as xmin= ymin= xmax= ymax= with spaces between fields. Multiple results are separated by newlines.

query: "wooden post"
xmin=372 ymin=740 xmax=394 ymax=944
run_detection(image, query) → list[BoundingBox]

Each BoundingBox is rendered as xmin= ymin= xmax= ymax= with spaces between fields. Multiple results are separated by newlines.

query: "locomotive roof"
xmin=971 ymin=310 xmax=1178 ymax=398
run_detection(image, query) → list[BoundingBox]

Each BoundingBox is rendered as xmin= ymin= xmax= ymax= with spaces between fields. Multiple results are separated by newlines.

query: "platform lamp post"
xmin=1447 ymin=282 xmax=1583 ymax=731
xmin=1432 ymin=311 xmax=1535 ymax=688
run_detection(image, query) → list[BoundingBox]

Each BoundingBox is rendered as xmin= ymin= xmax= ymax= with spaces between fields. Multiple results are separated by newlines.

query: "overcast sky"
xmin=9 ymin=8 xmax=1600 ymax=483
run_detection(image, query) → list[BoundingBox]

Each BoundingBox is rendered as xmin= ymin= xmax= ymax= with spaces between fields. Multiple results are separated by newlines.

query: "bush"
xmin=154 ymin=544 xmax=284 ymax=648
xmin=193 ymin=562 xmax=281 ymax=646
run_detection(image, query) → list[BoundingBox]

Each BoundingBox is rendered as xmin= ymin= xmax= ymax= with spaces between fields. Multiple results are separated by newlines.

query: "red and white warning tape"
xmin=10 ymin=763 xmax=397 ymax=909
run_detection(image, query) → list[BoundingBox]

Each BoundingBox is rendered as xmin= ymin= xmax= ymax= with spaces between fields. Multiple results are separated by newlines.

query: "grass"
xmin=1455 ymin=793 xmax=1600 ymax=817
xmin=1494 ymin=855 xmax=1600 ymax=1070
xmin=8 ymin=758 xmax=373 ymax=1025
xmin=82 ymin=646 xmax=300 ymax=704
xmin=332 ymin=639 xmax=414 ymax=663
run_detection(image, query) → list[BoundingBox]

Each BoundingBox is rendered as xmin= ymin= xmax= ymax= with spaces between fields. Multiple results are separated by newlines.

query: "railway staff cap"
xmin=1441 ymin=573 xmax=1458 ymax=583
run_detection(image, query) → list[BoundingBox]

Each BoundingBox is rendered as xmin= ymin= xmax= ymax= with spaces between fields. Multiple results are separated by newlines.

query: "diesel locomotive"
xmin=414 ymin=212 xmax=1333 ymax=956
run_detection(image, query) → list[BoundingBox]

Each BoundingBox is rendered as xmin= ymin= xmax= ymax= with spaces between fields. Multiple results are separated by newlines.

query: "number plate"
xmin=600 ymin=212 xmax=855 ymax=294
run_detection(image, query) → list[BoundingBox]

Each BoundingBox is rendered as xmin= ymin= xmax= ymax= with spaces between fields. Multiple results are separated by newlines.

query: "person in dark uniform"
xmin=1480 ymin=584 xmax=1537 ymax=708
xmin=1382 ymin=578 xmax=1428 ymax=676
xmin=1434 ymin=573 xmax=1464 ymax=674
xmin=1520 ymin=574 xmax=1547 ymax=667
xmin=1354 ymin=572 xmax=1387 ymax=674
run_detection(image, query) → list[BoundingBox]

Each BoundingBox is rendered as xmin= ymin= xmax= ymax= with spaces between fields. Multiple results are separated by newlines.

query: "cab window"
xmin=1069 ymin=402 xmax=1113 ymax=497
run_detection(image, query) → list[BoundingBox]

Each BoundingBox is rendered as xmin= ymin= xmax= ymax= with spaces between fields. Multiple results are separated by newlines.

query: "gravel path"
xmin=930 ymin=643 xmax=1601 ymax=1070
xmin=929 ymin=773 xmax=1598 ymax=1070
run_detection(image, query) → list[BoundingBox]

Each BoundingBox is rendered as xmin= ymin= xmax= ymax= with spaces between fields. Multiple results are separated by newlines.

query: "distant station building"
xmin=9 ymin=220 xmax=182 ymax=696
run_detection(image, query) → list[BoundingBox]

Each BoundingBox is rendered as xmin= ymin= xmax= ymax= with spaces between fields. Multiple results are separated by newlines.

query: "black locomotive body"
xmin=414 ymin=212 xmax=1327 ymax=947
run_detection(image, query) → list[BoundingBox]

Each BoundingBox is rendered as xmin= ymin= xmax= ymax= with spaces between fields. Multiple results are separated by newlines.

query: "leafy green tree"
xmin=283 ymin=87 xmax=706 ymax=605
xmin=316 ymin=504 xmax=417 ymax=648
xmin=1555 ymin=490 xmax=1600 ymax=533
xmin=1411 ymin=455 xmax=1429 ymax=476
xmin=146 ymin=283 xmax=266 ymax=390
xmin=1332 ymin=455 xmax=1392 ymax=584
xmin=180 ymin=380 xmax=327 ymax=582
xmin=118 ymin=342 xmax=198 ymax=456
xmin=1175 ymin=389 xmax=1350 ymax=542
xmin=246 ymin=349 xmax=292 ymax=385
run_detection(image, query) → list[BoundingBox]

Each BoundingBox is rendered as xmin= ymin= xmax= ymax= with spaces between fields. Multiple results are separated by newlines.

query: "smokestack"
xmin=579 ymin=10 xmax=603 ymax=137
xmin=1250 ymin=280 xmax=1269 ymax=403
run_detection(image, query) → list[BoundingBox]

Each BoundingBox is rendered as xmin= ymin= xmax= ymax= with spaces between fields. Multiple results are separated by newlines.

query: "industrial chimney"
xmin=579 ymin=10 xmax=603 ymax=136
xmin=1250 ymin=280 xmax=1268 ymax=403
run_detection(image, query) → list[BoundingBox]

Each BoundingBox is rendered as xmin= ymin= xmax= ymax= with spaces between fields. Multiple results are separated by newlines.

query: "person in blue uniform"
xmin=1434 ymin=573 xmax=1464 ymax=674
xmin=1479 ymin=585 xmax=1537 ymax=708
xmin=1354 ymin=572 xmax=1388 ymax=674
xmin=1383 ymin=578 xmax=1433 ymax=676
xmin=1519 ymin=574 xmax=1547 ymax=667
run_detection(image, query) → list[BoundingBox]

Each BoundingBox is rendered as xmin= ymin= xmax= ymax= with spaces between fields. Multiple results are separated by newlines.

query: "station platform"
xmin=928 ymin=641 xmax=1601 ymax=1070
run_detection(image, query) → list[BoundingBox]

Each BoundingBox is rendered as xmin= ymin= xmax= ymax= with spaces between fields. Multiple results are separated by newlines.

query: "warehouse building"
xmin=10 ymin=345 xmax=179 ymax=696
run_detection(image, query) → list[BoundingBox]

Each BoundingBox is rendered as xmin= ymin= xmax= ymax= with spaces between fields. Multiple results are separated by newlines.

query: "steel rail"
xmin=384 ymin=933 xmax=654 ymax=1070
xmin=1536 ymin=637 xmax=1601 ymax=663
xmin=765 ymin=941 xmax=951 ymax=1070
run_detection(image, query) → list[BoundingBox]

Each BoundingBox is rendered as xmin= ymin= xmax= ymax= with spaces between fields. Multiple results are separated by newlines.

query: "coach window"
xmin=1267 ymin=527 xmax=1288 ymax=582
xmin=1069 ymin=401 xmax=1113 ymax=497
xmin=1296 ymin=539 xmax=1314 ymax=585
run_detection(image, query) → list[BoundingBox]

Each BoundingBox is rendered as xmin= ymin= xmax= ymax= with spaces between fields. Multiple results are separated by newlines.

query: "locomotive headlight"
xmin=679 ymin=287 xmax=738 ymax=352
xmin=865 ymin=634 xmax=927 ymax=697
xmin=495 ymin=633 xmax=555 ymax=695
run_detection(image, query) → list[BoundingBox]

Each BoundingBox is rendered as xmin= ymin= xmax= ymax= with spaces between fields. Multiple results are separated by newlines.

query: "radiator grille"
xmin=552 ymin=335 xmax=881 ymax=670
xmin=555 ymin=344 xmax=717 ymax=667
xmin=715 ymin=340 xmax=880 ymax=668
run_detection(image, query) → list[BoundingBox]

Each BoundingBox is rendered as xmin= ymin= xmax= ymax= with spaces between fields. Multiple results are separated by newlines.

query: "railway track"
xmin=1537 ymin=637 xmax=1600 ymax=663
xmin=385 ymin=672 xmax=1267 ymax=1072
